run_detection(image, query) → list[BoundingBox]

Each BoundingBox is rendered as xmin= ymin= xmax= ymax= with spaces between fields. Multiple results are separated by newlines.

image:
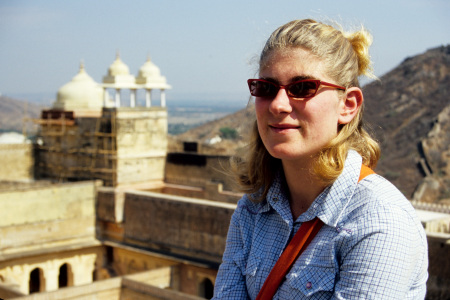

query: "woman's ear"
xmin=338 ymin=87 xmax=363 ymax=124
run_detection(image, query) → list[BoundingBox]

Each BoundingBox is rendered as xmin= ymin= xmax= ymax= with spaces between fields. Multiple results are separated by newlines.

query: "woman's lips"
xmin=269 ymin=124 xmax=300 ymax=133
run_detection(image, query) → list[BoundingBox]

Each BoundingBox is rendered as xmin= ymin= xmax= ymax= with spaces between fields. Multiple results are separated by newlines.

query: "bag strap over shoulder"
xmin=256 ymin=164 xmax=374 ymax=300
xmin=359 ymin=164 xmax=375 ymax=182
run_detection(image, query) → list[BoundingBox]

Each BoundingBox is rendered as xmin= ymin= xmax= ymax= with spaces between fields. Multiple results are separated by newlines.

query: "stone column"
xmin=72 ymin=255 xmax=96 ymax=286
xmin=45 ymin=267 xmax=59 ymax=292
xmin=130 ymin=89 xmax=136 ymax=108
xmin=145 ymin=89 xmax=152 ymax=107
xmin=161 ymin=89 xmax=166 ymax=107
xmin=17 ymin=265 xmax=30 ymax=294
xmin=103 ymin=88 xmax=110 ymax=107
xmin=115 ymin=88 xmax=121 ymax=108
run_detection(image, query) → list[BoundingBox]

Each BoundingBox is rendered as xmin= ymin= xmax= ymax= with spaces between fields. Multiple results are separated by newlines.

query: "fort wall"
xmin=3 ymin=268 xmax=205 ymax=300
xmin=0 ymin=180 xmax=102 ymax=295
xmin=0 ymin=180 xmax=100 ymax=254
xmin=35 ymin=108 xmax=167 ymax=187
xmin=0 ymin=143 xmax=33 ymax=182
xmin=122 ymin=191 xmax=236 ymax=264
xmin=164 ymin=152 xmax=236 ymax=192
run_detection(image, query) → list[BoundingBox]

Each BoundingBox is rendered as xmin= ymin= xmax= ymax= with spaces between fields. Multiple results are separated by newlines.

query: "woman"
xmin=213 ymin=19 xmax=428 ymax=299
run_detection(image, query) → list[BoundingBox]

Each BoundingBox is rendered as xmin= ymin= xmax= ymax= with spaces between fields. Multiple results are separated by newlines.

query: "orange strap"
xmin=256 ymin=164 xmax=374 ymax=300
xmin=255 ymin=217 xmax=323 ymax=300
xmin=359 ymin=164 xmax=375 ymax=182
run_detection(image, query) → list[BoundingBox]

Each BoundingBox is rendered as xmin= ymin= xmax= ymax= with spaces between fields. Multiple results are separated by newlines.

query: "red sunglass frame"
xmin=247 ymin=78 xmax=346 ymax=99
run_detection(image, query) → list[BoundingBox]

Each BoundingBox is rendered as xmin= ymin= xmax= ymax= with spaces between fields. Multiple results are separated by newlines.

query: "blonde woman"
xmin=213 ymin=19 xmax=428 ymax=299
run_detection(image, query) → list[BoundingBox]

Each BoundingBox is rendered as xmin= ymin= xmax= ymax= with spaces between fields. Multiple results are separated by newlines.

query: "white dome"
xmin=107 ymin=55 xmax=131 ymax=76
xmin=135 ymin=56 xmax=171 ymax=89
xmin=53 ymin=63 xmax=104 ymax=112
xmin=0 ymin=132 xmax=30 ymax=144
xmin=137 ymin=57 xmax=161 ymax=78
xmin=102 ymin=53 xmax=136 ymax=87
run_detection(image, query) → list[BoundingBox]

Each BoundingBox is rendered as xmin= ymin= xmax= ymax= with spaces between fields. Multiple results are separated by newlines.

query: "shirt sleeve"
xmin=213 ymin=206 xmax=251 ymax=299
xmin=334 ymin=205 xmax=428 ymax=299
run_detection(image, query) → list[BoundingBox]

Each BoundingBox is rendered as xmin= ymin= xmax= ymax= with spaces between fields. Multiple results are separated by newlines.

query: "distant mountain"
xmin=363 ymin=45 xmax=450 ymax=199
xmin=0 ymin=96 xmax=45 ymax=134
xmin=174 ymin=103 xmax=254 ymax=155
xmin=176 ymin=45 xmax=450 ymax=201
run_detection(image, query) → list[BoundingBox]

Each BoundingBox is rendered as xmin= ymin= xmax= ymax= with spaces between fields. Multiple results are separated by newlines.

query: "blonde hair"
xmin=233 ymin=19 xmax=380 ymax=201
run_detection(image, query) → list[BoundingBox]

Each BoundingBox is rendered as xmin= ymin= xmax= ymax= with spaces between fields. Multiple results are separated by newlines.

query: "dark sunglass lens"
xmin=288 ymin=81 xmax=317 ymax=98
xmin=251 ymin=81 xmax=277 ymax=97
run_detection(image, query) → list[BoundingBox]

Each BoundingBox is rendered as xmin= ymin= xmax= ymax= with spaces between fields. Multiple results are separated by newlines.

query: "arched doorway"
xmin=29 ymin=268 xmax=44 ymax=294
xmin=199 ymin=278 xmax=214 ymax=299
xmin=59 ymin=263 xmax=73 ymax=288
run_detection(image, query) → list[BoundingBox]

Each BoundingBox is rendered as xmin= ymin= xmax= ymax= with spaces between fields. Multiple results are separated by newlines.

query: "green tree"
xmin=219 ymin=127 xmax=238 ymax=139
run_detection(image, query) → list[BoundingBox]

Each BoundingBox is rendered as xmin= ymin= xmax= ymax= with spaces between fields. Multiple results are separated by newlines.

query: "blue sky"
xmin=0 ymin=0 xmax=449 ymax=107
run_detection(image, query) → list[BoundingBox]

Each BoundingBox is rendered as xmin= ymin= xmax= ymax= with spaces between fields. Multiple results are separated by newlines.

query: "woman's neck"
xmin=282 ymin=159 xmax=326 ymax=220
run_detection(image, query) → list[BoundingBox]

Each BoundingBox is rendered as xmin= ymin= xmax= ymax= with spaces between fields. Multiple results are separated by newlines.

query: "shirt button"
xmin=306 ymin=282 xmax=312 ymax=289
xmin=273 ymin=197 xmax=278 ymax=202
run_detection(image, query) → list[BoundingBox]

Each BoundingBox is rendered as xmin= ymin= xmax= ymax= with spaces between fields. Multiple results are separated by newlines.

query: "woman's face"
xmin=255 ymin=48 xmax=346 ymax=165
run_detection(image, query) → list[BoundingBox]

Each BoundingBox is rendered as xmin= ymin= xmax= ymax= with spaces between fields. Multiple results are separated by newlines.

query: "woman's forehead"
xmin=259 ymin=48 xmax=328 ymax=81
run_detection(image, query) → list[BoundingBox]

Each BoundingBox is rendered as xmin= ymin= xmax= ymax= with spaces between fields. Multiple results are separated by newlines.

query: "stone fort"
xmin=0 ymin=55 xmax=449 ymax=299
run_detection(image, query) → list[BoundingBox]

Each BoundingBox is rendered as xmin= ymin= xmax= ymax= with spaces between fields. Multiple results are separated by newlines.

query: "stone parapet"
xmin=0 ymin=143 xmax=33 ymax=182
xmin=122 ymin=191 xmax=236 ymax=264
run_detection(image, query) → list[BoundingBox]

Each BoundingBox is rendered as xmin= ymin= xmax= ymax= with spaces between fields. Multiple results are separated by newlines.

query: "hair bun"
xmin=344 ymin=27 xmax=376 ymax=79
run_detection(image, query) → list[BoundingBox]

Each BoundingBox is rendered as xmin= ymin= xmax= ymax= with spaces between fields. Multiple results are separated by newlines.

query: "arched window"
xmin=199 ymin=278 xmax=214 ymax=299
xmin=29 ymin=268 xmax=44 ymax=294
xmin=59 ymin=263 xmax=73 ymax=288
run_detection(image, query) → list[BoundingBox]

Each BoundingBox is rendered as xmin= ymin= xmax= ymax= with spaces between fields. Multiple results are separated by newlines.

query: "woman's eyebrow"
xmin=259 ymin=75 xmax=317 ymax=84
xmin=291 ymin=75 xmax=316 ymax=81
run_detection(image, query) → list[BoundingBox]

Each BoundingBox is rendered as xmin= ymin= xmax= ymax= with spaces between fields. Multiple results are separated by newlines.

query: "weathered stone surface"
xmin=414 ymin=176 xmax=443 ymax=203
xmin=0 ymin=180 xmax=99 ymax=258
xmin=414 ymin=105 xmax=450 ymax=203
xmin=36 ymin=107 xmax=167 ymax=187
xmin=0 ymin=143 xmax=33 ymax=182
xmin=123 ymin=191 xmax=236 ymax=264
xmin=165 ymin=153 xmax=236 ymax=191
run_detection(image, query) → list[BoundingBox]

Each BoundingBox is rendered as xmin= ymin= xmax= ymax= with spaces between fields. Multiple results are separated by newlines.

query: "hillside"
xmin=0 ymin=96 xmax=44 ymax=134
xmin=363 ymin=45 xmax=450 ymax=198
xmin=175 ymin=102 xmax=254 ymax=154
xmin=175 ymin=45 xmax=450 ymax=201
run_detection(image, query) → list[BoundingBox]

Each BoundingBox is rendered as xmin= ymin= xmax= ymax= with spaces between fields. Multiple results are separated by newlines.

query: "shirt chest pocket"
xmin=243 ymin=255 xmax=267 ymax=297
xmin=232 ymin=250 xmax=262 ymax=278
xmin=243 ymin=254 xmax=261 ymax=277
xmin=284 ymin=265 xmax=336 ymax=297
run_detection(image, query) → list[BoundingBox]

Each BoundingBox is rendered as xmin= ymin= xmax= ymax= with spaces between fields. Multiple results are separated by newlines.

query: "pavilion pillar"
xmin=103 ymin=88 xmax=110 ymax=107
xmin=130 ymin=89 xmax=136 ymax=108
xmin=161 ymin=89 xmax=166 ymax=107
xmin=145 ymin=89 xmax=152 ymax=107
xmin=115 ymin=89 xmax=121 ymax=107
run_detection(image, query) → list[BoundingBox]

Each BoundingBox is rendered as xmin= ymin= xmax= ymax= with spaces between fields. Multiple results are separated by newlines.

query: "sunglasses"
xmin=247 ymin=78 xmax=346 ymax=99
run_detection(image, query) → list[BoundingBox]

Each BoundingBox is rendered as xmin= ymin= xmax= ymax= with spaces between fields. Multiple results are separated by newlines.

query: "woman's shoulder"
xmin=344 ymin=174 xmax=423 ymax=230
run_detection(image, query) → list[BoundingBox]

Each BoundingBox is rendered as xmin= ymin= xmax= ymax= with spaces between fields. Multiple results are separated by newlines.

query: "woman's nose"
xmin=269 ymin=88 xmax=293 ymax=115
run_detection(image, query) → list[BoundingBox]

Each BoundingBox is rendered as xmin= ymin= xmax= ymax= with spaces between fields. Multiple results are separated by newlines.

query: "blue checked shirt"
xmin=213 ymin=150 xmax=428 ymax=299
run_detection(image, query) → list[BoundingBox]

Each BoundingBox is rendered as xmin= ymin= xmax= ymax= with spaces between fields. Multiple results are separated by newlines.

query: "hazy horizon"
xmin=1 ymin=0 xmax=449 ymax=108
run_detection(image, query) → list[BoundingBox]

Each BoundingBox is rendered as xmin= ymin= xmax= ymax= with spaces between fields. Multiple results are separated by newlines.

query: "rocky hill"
xmin=0 ymin=96 xmax=44 ymax=134
xmin=176 ymin=45 xmax=450 ymax=202
xmin=174 ymin=102 xmax=255 ymax=155
xmin=363 ymin=45 xmax=450 ymax=201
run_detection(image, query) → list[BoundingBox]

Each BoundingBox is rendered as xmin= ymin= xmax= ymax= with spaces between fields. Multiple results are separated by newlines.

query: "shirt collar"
xmin=264 ymin=172 xmax=293 ymax=223
xmin=314 ymin=150 xmax=362 ymax=227
xmin=256 ymin=150 xmax=363 ymax=227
